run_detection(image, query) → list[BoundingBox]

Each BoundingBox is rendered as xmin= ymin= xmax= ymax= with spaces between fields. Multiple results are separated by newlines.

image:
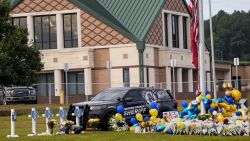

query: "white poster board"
xmin=162 ymin=111 xmax=179 ymax=120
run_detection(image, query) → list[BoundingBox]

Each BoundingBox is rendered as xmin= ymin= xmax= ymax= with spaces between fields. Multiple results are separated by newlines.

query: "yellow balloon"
xmin=217 ymin=113 xmax=223 ymax=117
xmin=141 ymin=122 xmax=146 ymax=127
xmin=225 ymin=106 xmax=231 ymax=112
xmin=198 ymin=95 xmax=203 ymax=101
xmin=177 ymin=123 xmax=185 ymax=130
xmin=198 ymin=105 xmax=201 ymax=110
xmin=150 ymin=116 xmax=157 ymax=121
xmin=217 ymin=115 xmax=224 ymax=123
xmin=148 ymin=121 xmax=153 ymax=126
xmin=136 ymin=113 xmax=143 ymax=122
xmin=160 ymin=119 xmax=166 ymax=126
xmin=225 ymin=90 xmax=232 ymax=97
xmin=230 ymin=105 xmax=236 ymax=112
xmin=238 ymin=109 xmax=247 ymax=119
xmin=115 ymin=113 xmax=123 ymax=121
xmin=227 ymin=83 xmax=232 ymax=89
xmin=149 ymin=109 xmax=158 ymax=116
xmin=210 ymin=102 xmax=216 ymax=109
xmin=223 ymin=83 xmax=228 ymax=89
xmin=175 ymin=118 xmax=183 ymax=123
xmin=206 ymin=94 xmax=212 ymax=100
xmin=130 ymin=126 xmax=135 ymax=132
xmin=227 ymin=112 xmax=232 ymax=117
xmin=231 ymin=89 xmax=241 ymax=103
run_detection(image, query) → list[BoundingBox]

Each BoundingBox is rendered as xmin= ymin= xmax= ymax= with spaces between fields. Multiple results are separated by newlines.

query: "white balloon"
xmin=212 ymin=111 xmax=217 ymax=115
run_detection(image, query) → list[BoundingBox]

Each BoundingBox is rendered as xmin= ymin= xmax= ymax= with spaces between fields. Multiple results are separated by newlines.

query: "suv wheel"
xmin=101 ymin=112 xmax=115 ymax=131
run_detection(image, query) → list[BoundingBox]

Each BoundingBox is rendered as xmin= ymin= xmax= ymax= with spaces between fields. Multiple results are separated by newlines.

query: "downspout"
xmin=136 ymin=42 xmax=145 ymax=87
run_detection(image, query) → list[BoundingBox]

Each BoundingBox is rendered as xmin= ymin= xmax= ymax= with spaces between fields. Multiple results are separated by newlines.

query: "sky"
xmin=186 ymin=0 xmax=250 ymax=19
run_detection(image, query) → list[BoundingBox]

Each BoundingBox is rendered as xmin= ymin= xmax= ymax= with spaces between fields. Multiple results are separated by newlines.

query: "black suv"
xmin=0 ymin=86 xmax=37 ymax=105
xmin=67 ymin=87 xmax=177 ymax=130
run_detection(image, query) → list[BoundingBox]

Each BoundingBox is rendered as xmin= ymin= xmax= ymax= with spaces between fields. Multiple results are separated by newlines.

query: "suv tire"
xmin=101 ymin=112 xmax=115 ymax=131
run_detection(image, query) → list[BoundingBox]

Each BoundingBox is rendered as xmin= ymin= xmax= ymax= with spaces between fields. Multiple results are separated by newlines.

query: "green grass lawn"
xmin=0 ymin=104 xmax=249 ymax=141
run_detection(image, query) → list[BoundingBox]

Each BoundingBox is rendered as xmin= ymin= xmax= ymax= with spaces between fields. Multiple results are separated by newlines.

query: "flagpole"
xmin=198 ymin=0 xmax=206 ymax=114
xmin=209 ymin=0 xmax=217 ymax=99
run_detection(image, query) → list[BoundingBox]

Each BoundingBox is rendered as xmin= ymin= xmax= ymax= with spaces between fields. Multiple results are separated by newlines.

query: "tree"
xmin=204 ymin=10 xmax=250 ymax=61
xmin=0 ymin=0 xmax=43 ymax=86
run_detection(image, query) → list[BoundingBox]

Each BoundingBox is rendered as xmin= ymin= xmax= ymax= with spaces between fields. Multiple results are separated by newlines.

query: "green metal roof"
xmin=70 ymin=0 xmax=140 ymax=42
xmin=97 ymin=0 xmax=165 ymax=41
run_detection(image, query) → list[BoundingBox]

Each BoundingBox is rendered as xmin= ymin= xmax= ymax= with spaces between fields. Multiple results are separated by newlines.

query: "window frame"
xmin=172 ymin=14 xmax=179 ymax=48
xmin=66 ymin=71 xmax=85 ymax=95
xmin=63 ymin=13 xmax=78 ymax=48
xmin=12 ymin=16 xmax=27 ymax=29
xmin=163 ymin=13 xmax=168 ymax=47
xmin=33 ymin=15 xmax=57 ymax=50
xmin=162 ymin=10 xmax=190 ymax=49
xmin=183 ymin=16 xmax=188 ymax=49
xmin=36 ymin=73 xmax=55 ymax=96
xmin=123 ymin=68 xmax=130 ymax=87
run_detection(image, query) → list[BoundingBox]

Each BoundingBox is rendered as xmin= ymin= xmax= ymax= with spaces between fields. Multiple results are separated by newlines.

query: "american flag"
xmin=189 ymin=0 xmax=199 ymax=69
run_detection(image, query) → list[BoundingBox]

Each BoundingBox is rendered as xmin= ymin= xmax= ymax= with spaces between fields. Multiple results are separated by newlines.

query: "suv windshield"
xmin=91 ymin=88 xmax=129 ymax=101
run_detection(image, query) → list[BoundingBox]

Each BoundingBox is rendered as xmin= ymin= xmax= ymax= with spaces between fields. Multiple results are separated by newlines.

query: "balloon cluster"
xmin=129 ymin=101 xmax=160 ymax=133
xmin=108 ymin=105 xmax=128 ymax=131
xmin=115 ymin=105 xmax=125 ymax=123
xmin=180 ymin=83 xmax=246 ymax=123
xmin=179 ymin=100 xmax=200 ymax=120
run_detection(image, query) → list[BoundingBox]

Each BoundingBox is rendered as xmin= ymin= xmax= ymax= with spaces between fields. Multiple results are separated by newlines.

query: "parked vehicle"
xmin=1 ymin=86 xmax=37 ymax=105
xmin=0 ymin=86 xmax=5 ymax=105
xmin=67 ymin=87 xmax=177 ymax=130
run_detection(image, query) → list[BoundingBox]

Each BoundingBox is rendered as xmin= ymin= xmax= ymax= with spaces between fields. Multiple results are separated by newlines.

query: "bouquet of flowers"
xmin=88 ymin=118 xmax=100 ymax=131
xmin=47 ymin=119 xmax=57 ymax=135
xmin=108 ymin=116 xmax=128 ymax=131
xmin=59 ymin=120 xmax=74 ymax=134
xmin=143 ymin=121 xmax=153 ymax=133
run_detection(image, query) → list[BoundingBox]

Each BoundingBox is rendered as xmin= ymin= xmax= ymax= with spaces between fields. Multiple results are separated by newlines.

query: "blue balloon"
xmin=236 ymin=111 xmax=242 ymax=116
xmin=167 ymin=129 xmax=173 ymax=134
xmin=150 ymin=102 xmax=158 ymax=109
xmin=73 ymin=126 xmax=84 ymax=134
xmin=130 ymin=118 xmax=137 ymax=125
xmin=202 ymin=96 xmax=208 ymax=104
xmin=144 ymin=117 xmax=150 ymax=122
xmin=209 ymin=108 xmax=214 ymax=113
xmin=207 ymin=99 xmax=212 ymax=104
xmin=218 ymin=109 xmax=223 ymax=113
xmin=117 ymin=105 xmax=124 ymax=114
xmin=156 ymin=126 xmax=165 ymax=132
xmin=206 ymin=90 xmax=211 ymax=95
xmin=205 ymin=103 xmax=210 ymax=109
xmin=227 ymin=97 xmax=234 ymax=105
xmin=182 ymin=101 xmax=188 ymax=108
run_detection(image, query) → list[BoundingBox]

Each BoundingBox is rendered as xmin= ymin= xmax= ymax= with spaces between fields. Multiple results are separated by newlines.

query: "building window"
xmin=183 ymin=17 xmax=188 ymax=49
xmin=172 ymin=15 xmax=179 ymax=48
xmin=67 ymin=72 xmax=84 ymax=95
xmin=34 ymin=15 xmax=57 ymax=50
xmin=36 ymin=73 xmax=55 ymax=96
xmin=12 ymin=17 xmax=27 ymax=29
xmin=123 ymin=68 xmax=130 ymax=87
xmin=63 ymin=13 xmax=78 ymax=48
xmin=164 ymin=13 xmax=168 ymax=47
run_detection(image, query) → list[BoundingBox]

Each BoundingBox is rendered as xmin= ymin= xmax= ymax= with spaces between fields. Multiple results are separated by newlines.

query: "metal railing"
xmin=31 ymin=79 xmax=250 ymax=104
